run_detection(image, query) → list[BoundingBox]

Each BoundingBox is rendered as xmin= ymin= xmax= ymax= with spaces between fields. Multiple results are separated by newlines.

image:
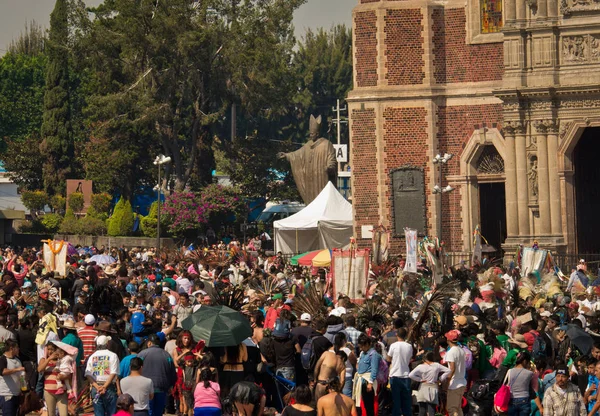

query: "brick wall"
xmin=436 ymin=104 xmax=503 ymax=251
xmin=382 ymin=107 xmax=430 ymax=253
xmin=351 ymin=108 xmax=379 ymax=248
xmin=385 ymin=9 xmax=425 ymax=85
xmin=432 ymin=8 xmax=503 ymax=83
xmin=355 ymin=11 xmax=378 ymax=87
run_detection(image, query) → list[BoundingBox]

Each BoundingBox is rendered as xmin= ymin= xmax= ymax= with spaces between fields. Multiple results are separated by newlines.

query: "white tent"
xmin=274 ymin=182 xmax=353 ymax=254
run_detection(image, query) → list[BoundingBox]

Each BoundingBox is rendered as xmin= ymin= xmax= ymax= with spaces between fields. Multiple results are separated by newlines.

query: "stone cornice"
xmin=348 ymin=81 xmax=503 ymax=102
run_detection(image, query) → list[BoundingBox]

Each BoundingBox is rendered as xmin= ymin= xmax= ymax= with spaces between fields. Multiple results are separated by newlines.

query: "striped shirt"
xmin=43 ymin=361 xmax=62 ymax=395
xmin=77 ymin=326 xmax=98 ymax=362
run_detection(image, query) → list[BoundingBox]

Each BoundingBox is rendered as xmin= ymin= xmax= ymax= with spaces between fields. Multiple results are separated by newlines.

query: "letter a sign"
xmin=333 ymin=145 xmax=348 ymax=162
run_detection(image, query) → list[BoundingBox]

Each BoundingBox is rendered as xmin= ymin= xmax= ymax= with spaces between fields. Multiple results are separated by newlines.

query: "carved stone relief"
xmin=562 ymin=35 xmax=600 ymax=63
xmin=476 ymin=145 xmax=505 ymax=174
xmin=561 ymin=0 xmax=600 ymax=15
xmin=528 ymin=156 xmax=539 ymax=199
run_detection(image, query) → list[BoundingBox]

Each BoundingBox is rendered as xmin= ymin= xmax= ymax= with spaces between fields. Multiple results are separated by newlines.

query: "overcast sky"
xmin=0 ymin=0 xmax=353 ymax=54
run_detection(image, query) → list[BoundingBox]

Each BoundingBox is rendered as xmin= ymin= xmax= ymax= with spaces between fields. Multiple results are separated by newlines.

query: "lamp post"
xmin=432 ymin=153 xmax=454 ymax=244
xmin=154 ymin=154 xmax=172 ymax=252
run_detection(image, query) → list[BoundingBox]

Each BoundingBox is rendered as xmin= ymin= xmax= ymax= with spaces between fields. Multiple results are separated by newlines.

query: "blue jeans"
xmin=508 ymin=397 xmax=530 ymax=416
xmin=390 ymin=377 xmax=412 ymax=416
xmin=0 ymin=395 xmax=19 ymax=416
xmin=92 ymin=386 xmax=117 ymax=416
xmin=343 ymin=376 xmax=353 ymax=397
xmin=276 ymin=367 xmax=296 ymax=383
xmin=194 ymin=407 xmax=222 ymax=416
xmin=149 ymin=391 xmax=167 ymax=416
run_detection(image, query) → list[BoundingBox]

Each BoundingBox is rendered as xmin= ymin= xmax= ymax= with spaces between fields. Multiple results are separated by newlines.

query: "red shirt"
xmin=77 ymin=326 xmax=98 ymax=362
xmin=264 ymin=307 xmax=281 ymax=330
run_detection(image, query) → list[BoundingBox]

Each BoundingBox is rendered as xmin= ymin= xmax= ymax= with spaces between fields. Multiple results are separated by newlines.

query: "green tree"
xmin=107 ymin=197 xmax=134 ymax=236
xmin=59 ymin=208 xmax=80 ymax=234
xmin=2 ymin=134 xmax=45 ymax=191
xmin=140 ymin=201 xmax=158 ymax=238
xmin=79 ymin=0 xmax=305 ymax=194
xmin=68 ymin=191 xmax=84 ymax=213
xmin=8 ymin=21 xmax=45 ymax=56
xmin=21 ymin=190 xmax=49 ymax=218
xmin=40 ymin=0 xmax=75 ymax=195
xmin=50 ymin=194 xmax=66 ymax=212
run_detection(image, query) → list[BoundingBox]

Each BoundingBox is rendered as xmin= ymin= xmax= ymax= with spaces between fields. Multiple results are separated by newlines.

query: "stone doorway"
xmin=574 ymin=127 xmax=600 ymax=253
xmin=479 ymin=182 xmax=507 ymax=252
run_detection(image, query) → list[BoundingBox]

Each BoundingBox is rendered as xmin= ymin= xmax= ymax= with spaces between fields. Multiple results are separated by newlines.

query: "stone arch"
xmin=558 ymin=117 xmax=600 ymax=253
xmin=455 ymin=127 xmax=506 ymax=251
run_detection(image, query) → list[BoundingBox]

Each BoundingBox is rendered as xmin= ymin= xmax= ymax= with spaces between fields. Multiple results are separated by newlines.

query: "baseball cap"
xmin=300 ymin=313 xmax=312 ymax=322
xmin=445 ymin=329 xmax=461 ymax=341
xmin=84 ymin=314 xmax=96 ymax=326
xmin=555 ymin=364 xmax=569 ymax=376
xmin=96 ymin=335 xmax=111 ymax=346
xmin=454 ymin=315 xmax=468 ymax=326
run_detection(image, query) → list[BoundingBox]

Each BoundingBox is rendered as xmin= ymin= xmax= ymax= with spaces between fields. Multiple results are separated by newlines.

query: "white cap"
xmin=84 ymin=314 xmax=96 ymax=326
xmin=96 ymin=335 xmax=111 ymax=346
xmin=329 ymin=307 xmax=347 ymax=317
xmin=163 ymin=287 xmax=170 ymax=292
xmin=540 ymin=311 xmax=552 ymax=317
xmin=300 ymin=313 xmax=312 ymax=322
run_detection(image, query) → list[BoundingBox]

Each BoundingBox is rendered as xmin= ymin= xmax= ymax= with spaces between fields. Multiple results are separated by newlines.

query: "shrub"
xmin=68 ymin=192 xmax=84 ymax=213
xmin=91 ymin=193 xmax=112 ymax=215
xmin=50 ymin=195 xmax=66 ymax=212
xmin=141 ymin=201 xmax=158 ymax=238
xmin=21 ymin=190 xmax=49 ymax=216
xmin=85 ymin=206 xmax=108 ymax=222
xmin=40 ymin=213 xmax=63 ymax=233
xmin=79 ymin=216 xmax=107 ymax=236
xmin=58 ymin=209 xmax=81 ymax=234
xmin=107 ymin=197 xmax=134 ymax=236
xmin=18 ymin=220 xmax=46 ymax=234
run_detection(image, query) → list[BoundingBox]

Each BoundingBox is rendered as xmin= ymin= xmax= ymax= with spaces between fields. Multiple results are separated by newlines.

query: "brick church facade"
xmin=349 ymin=0 xmax=600 ymax=255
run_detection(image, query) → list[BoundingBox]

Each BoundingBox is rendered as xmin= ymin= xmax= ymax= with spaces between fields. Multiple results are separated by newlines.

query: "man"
xmin=343 ymin=315 xmax=362 ymax=350
xmin=136 ymin=334 xmax=177 ymax=416
xmin=119 ymin=342 xmax=140 ymax=379
xmin=291 ymin=313 xmax=319 ymax=348
xmin=543 ymin=364 xmax=586 ymax=415
xmin=61 ymin=319 xmax=84 ymax=368
xmin=96 ymin=321 xmax=126 ymax=359
xmin=120 ymin=357 xmax=154 ymax=416
xmin=387 ymin=327 xmax=413 ymax=416
xmin=78 ymin=314 xmax=98 ymax=363
xmin=314 ymin=343 xmax=346 ymax=402
xmin=445 ymin=330 xmax=467 ymax=416
xmin=85 ymin=335 xmax=120 ymax=416
xmin=0 ymin=316 xmax=15 ymax=344
xmin=567 ymin=263 xmax=589 ymax=292
xmin=0 ymin=339 xmax=25 ymax=416
xmin=317 ymin=377 xmax=357 ymax=416
xmin=173 ymin=293 xmax=193 ymax=328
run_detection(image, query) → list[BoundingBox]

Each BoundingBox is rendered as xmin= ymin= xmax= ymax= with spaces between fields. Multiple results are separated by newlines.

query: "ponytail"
xmin=200 ymin=367 xmax=211 ymax=389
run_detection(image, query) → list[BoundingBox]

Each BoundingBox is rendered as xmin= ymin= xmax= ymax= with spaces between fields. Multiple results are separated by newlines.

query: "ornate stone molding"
xmin=533 ymin=120 xmax=548 ymax=134
xmin=504 ymin=120 xmax=526 ymax=135
xmin=559 ymin=121 xmax=571 ymax=139
xmin=562 ymin=35 xmax=600 ymax=63
xmin=559 ymin=98 xmax=600 ymax=108
xmin=544 ymin=120 xmax=560 ymax=133
xmin=561 ymin=0 xmax=600 ymax=16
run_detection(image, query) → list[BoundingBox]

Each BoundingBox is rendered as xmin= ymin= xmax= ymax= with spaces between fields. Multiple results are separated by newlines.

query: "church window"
xmin=481 ymin=0 xmax=503 ymax=33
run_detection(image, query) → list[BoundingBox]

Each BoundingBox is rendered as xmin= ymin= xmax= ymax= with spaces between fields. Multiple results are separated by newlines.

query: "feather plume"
xmin=291 ymin=284 xmax=327 ymax=323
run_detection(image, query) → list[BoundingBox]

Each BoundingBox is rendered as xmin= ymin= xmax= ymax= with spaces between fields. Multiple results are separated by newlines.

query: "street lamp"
xmin=432 ymin=153 xmax=454 ymax=245
xmin=154 ymin=154 xmax=172 ymax=252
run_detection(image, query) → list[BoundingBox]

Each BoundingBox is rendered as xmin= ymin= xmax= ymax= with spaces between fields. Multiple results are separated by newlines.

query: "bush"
xmin=18 ymin=220 xmax=46 ymax=234
xmin=79 ymin=216 xmax=107 ymax=235
xmin=91 ymin=193 xmax=112 ymax=215
xmin=40 ymin=213 xmax=63 ymax=233
xmin=107 ymin=197 xmax=134 ymax=236
xmin=68 ymin=192 xmax=85 ymax=213
xmin=50 ymin=195 xmax=66 ymax=212
xmin=85 ymin=206 xmax=108 ymax=222
xmin=21 ymin=190 xmax=49 ymax=215
xmin=141 ymin=201 xmax=159 ymax=238
xmin=59 ymin=208 xmax=81 ymax=235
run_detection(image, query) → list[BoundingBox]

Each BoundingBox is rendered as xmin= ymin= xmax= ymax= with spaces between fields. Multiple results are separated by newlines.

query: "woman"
xmin=193 ymin=368 xmax=221 ymax=416
xmin=220 ymin=342 xmax=248 ymax=397
xmin=353 ymin=334 xmax=381 ymax=416
xmin=38 ymin=343 xmax=69 ymax=416
xmin=336 ymin=333 xmax=357 ymax=397
xmin=281 ymin=385 xmax=316 ymax=416
xmin=408 ymin=351 xmax=451 ymax=416
xmin=173 ymin=330 xmax=197 ymax=416
xmin=506 ymin=351 xmax=543 ymax=416
xmin=230 ymin=381 xmax=266 ymax=416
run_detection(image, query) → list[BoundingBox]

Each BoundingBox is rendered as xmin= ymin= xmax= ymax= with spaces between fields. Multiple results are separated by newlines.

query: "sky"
xmin=0 ymin=0 xmax=353 ymax=54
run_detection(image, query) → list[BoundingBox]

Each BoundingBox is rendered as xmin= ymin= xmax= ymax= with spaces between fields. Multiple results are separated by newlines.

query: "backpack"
xmin=531 ymin=332 xmax=547 ymax=358
xmin=462 ymin=345 xmax=473 ymax=371
xmin=273 ymin=318 xmax=291 ymax=339
xmin=469 ymin=379 xmax=491 ymax=401
xmin=301 ymin=337 xmax=315 ymax=370
xmin=367 ymin=350 xmax=389 ymax=386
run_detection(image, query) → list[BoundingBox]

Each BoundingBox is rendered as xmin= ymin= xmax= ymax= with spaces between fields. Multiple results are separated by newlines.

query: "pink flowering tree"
xmin=163 ymin=184 xmax=246 ymax=236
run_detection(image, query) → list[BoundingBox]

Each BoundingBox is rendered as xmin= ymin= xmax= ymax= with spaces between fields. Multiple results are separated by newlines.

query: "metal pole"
xmin=157 ymin=164 xmax=161 ymax=252
xmin=336 ymin=99 xmax=341 ymax=173
xmin=439 ymin=161 xmax=443 ymax=244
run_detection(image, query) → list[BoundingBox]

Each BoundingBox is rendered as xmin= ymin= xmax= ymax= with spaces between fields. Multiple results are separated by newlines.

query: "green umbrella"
xmin=181 ymin=305 xmax=252 ymax=347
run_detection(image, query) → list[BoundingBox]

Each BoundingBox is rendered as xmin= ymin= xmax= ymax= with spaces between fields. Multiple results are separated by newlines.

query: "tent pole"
xmin=296 ymin=229 xmax=298 ymax=254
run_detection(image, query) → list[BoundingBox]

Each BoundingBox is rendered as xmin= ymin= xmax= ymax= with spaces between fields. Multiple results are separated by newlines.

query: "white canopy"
xmin=274 ymin=182 xmax=353 ymax=254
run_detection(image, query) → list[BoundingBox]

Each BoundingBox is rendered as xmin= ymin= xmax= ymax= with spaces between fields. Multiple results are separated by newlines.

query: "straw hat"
xmin=61 ymin=319 xmax=77 ymax=330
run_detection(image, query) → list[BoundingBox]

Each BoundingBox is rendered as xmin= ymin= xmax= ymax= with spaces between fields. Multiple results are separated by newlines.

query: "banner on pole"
xmin=403 ymin=228 xmax=418 ymax=273
xmin=331 ymin=248 xmax=370 ymax=303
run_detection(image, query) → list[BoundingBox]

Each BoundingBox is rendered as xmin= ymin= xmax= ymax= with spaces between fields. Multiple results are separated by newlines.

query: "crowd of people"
xmin=0 ymin=243 xmax=598 ymax=416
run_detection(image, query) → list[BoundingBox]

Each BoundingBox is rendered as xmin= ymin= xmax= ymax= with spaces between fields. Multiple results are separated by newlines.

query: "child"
xmin=54 ymin=344 xmax=74 ymax=395
xmin=181 ymin=356 xmax=197 ymax=416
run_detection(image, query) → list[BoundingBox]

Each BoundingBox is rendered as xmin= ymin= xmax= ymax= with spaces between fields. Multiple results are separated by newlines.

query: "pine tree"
xmin=40 ymin=0 xmax=74 ymax=196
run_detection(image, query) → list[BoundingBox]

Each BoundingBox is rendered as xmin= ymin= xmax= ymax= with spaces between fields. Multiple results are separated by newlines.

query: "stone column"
xmin=516 ymin=0 xmax=527 ymax=21
xmin=506 ymin=0 xmax=517 ymax=22
xmin=514 ymin=122 xmax=530 ymax=237
xmin=538 ymin=0 xmax=548 ymax=18
xmin=534 ymin=121 xmax=551 ymax=235
xmin=547 ymin=121 xmax=562 ymax=236
xmin=504 ymin=124 xmax=519 ymax=238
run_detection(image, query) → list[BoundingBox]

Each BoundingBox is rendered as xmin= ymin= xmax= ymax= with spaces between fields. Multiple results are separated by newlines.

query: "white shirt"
xmin=445 ymin=345 xmax=467 ymax=389
xmin=387 ymin=341 xmax=413 ymax=378
xmin=176 ymin=278 xmax=192 ymax=294
xmin=85 ymin=349 xmax=120 ymax=384
xmin=37 ymin=331 xmax=59 ymax=365
xmin=409 ymin=362 xmax=451 ymax=384
xmin=341 ymin=347 xmax=354 ymax=378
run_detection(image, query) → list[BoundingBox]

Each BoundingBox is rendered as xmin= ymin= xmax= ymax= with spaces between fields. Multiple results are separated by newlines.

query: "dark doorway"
xmin=479 ymin=182 xmax=507 ymax=252
xmin=574 ymin=127 xmax=600 ymax=253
